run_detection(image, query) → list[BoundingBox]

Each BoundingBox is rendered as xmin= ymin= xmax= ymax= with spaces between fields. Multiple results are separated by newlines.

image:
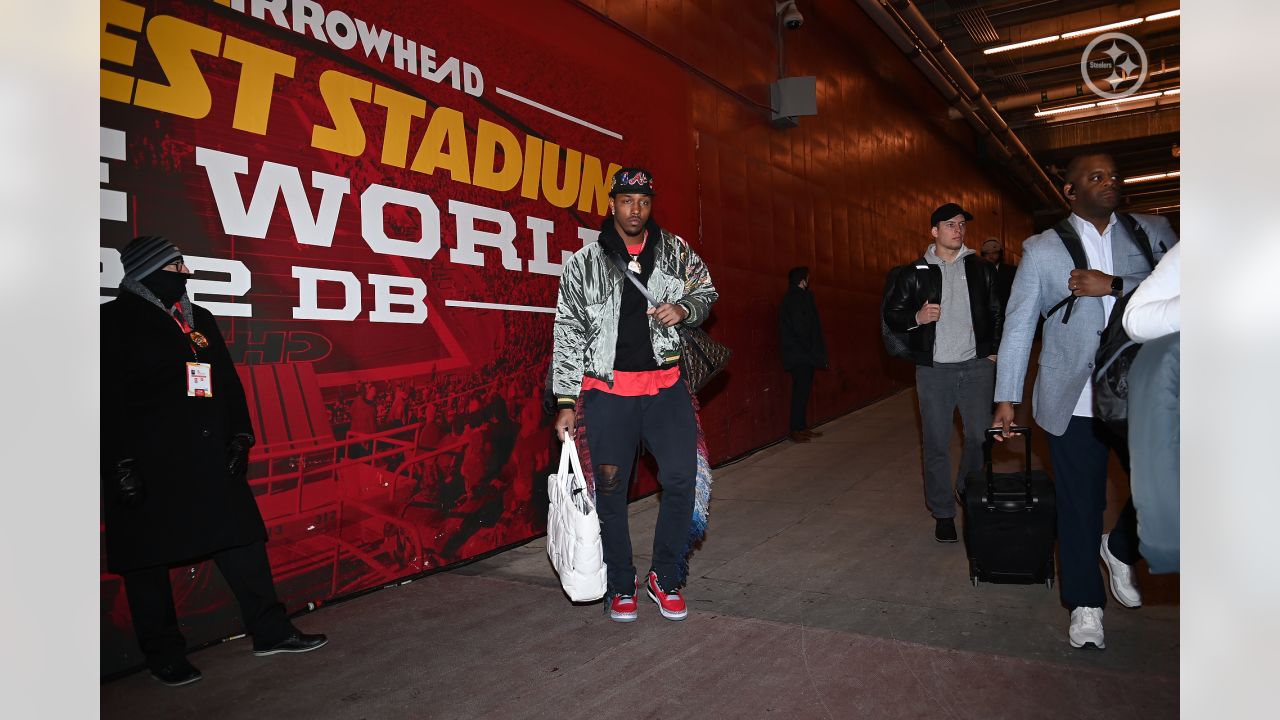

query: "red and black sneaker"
xmin=605 ymin=578 xmax=638 ymax=623
xmin=645 ymin=571 xmax=688 ymax=621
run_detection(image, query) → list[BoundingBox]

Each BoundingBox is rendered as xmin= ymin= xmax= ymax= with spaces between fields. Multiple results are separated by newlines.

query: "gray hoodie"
xmin=923 ymin=244 xmax=976 ymax=363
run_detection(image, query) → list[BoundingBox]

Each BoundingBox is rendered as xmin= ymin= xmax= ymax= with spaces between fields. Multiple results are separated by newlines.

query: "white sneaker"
xmin=1068 ymin=607 xmax=1105 ymax=649
xmin=1100 ymin=533 xmax=1143 ymax=608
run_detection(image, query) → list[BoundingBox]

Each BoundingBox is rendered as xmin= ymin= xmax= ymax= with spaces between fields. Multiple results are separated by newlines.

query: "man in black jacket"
xmin=980 ymin=236 xmax=1017 ymax=315
xmin=882 ymin=204 xmax=1002 ymax=543
xmin=102 ymin=236 xmax=327 ymax=687
xmin=778 ymin=266 xmax=828 ymax=442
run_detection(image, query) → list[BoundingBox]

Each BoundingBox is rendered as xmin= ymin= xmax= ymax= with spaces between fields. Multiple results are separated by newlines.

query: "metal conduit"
xmin=949 ymin=64 xmax=1180 ymax=116
xmin=857 ymin=0 xmax=1011 ymax=162
xmin=856 ymin=0 xmax=1067 ymax=210
xmin=891 ymin=0 xmax=1065 ymax=208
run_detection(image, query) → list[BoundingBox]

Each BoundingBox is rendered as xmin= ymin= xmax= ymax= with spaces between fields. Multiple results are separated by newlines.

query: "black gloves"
xmin=227 ymin=434 xmax=254 ymax=481
xmin=113 ymin=459 xmax=145 ymax=508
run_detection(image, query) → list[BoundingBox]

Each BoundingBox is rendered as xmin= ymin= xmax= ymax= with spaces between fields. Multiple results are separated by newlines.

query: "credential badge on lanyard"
xmin=187 ymin=362 xmax=213 ymax=397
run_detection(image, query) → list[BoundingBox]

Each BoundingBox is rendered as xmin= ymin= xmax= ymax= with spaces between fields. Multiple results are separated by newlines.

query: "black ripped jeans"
xmin=582 ymin=381 xmax=697 ymax=593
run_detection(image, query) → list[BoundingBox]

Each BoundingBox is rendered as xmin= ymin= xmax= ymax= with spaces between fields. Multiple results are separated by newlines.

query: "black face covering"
xmin=141 ymin=270 xmax=188 ymax=306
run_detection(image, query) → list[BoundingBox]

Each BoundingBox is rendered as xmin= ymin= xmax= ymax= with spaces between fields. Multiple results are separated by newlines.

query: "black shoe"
xmin=934 ymin=517 xmax=958 ymax=543
xmin=150 ymin=658 xmax=202 ymax=687
xmin=253 ymin=631 xmax=329 ymax=657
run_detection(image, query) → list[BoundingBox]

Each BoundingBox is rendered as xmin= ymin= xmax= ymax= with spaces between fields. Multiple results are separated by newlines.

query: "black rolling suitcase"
xmin=963 ymin=426 xmax=1056 ymax=588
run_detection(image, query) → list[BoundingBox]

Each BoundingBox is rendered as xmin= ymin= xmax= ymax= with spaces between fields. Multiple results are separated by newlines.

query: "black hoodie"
xmin=597 ymin=215 xmax=668 ymax=371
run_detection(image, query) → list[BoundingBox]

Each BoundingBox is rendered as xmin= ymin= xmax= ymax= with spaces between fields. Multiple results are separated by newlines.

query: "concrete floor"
xmin=101 ymin=390 xmax=1179 ymax=719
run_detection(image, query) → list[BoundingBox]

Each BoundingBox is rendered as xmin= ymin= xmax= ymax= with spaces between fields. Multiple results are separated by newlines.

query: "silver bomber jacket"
xmin=552 ymin=226 xmax=718 ymax=406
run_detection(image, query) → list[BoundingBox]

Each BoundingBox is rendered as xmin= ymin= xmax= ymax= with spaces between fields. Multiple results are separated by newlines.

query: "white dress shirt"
xmin=1068 ymin=212 xmax=1117 ymax=417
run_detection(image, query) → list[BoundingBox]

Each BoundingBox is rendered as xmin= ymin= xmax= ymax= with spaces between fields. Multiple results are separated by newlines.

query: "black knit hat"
xmin=120 ymin=235 xmax=182 ymax=280
xmin=609 ymin=167 xmax=656 ymax=196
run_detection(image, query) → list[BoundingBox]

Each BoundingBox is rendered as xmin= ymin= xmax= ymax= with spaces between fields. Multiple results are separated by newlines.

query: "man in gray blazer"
xmin=992 ymin=153 xmax=1178 ymax=650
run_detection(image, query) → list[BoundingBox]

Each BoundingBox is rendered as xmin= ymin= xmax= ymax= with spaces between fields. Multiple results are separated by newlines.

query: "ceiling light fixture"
xmin=983 ymin=8 xmax=1179 ymax=55
xmin=1096 ymin=90 xmax=1165 ymax=107
xmin=1124 ymin=171 xmax=1181 ymax=184
xmin=1033 ymin=102 xmax=1097 ymax=117
xmin=983 ymin=34 xmax=1060 ymax=55
xmin=1033 ymin=86 xmax=1179 ymax=117
xmin=1060 ymin=18 xmax=1143 ymax=40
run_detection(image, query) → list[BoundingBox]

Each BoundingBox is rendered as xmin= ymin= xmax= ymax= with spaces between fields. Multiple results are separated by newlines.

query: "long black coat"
xmin=101 ymin=292 xmax=266 ymax=573
xmin=778 ymin=285 xmax=828 ymax=372
xmin=993 ymin=262 xmax=1017 ymax=314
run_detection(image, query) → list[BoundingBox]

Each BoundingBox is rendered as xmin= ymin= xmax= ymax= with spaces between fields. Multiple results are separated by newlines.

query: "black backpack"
xmin=880 ymin=265 xmax=912 ymax=360
xmin=1047 ymin=214 xmax=1162 ymax=435
xmin=1092 ymin=290 xmax=1143 ymax=436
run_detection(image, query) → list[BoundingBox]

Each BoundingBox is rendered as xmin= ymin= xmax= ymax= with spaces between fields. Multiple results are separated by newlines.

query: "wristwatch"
xmin=1110 ymin=276 xmax=1123 ymax=298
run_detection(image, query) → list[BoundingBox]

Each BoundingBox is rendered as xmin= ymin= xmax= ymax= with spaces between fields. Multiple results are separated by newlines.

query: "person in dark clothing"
xmin=102 ymin=235 xmax=327 ymax=687
xmin=347 ymin=382 xmax=379 ymax=459
xmin=882 ymin=204 xmax=1002 ymax=543
xmin=980 ymin=237 xmax=1018 ymax=315
xmin=778 ymin=266 xmax=828 ymax=442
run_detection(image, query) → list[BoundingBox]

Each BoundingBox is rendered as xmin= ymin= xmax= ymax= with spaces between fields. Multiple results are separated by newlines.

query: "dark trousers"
xmin=583 ymin=382 xmax=697 ymax=593
xmin=1046 ymin=416 xmax=1141 ymax=610
xmin=788 ymin=366 xmax=815 ymax=432
xmin=915 ymin=358 xmax=995 ymax=518
xmin=122 ymin=540 xmax=292 ymax=669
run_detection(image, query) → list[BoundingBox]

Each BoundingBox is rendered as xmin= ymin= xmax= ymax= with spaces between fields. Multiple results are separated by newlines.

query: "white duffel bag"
xmin=546 ymin=436 xmax=606 ymax=602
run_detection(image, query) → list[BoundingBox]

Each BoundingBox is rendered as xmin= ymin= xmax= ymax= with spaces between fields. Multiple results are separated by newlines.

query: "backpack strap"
xmin=1046 ymin=218 xmax=1090 ymax=324
xmin=1115 ymin=212 xmax=1159 ymax=270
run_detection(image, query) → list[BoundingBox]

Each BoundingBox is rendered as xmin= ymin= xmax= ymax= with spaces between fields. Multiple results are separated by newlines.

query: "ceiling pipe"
xmin=856 ymin=0 xmax=1012 ymax=163
xmin=856 ymin=0 xmax=1066 ymax=210
xmin=888 ymin=0 xmax=1066 ymax=210
xmin=948 ymin=66 xmax=1181 ymax=118
xmin=951 ymin=79 xmax=1119 ymax=117
xmin=856 ymin=0 xmax=1043 ymax=202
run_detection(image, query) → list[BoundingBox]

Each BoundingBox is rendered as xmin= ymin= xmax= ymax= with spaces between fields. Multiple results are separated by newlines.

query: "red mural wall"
xmin=100 ymin=0 xmax=1032 ymax=675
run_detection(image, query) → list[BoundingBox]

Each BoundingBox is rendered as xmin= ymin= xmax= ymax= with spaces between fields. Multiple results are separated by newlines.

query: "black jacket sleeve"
xmin=778 ymin=292 xmax=806 ymax=369
xmin=883 ymin=266 xmax=923 ymax=334
xmin=985 ymin=263 xmax=1004 ymax=348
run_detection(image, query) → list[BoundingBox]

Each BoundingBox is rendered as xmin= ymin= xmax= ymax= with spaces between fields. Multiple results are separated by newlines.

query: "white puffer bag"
xmin=546 ymin=436 xmax=606 ymax=602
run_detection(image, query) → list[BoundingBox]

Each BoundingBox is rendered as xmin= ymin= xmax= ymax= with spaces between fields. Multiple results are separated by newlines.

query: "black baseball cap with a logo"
xmin=610 ymin=167 xmax=656 ymax=196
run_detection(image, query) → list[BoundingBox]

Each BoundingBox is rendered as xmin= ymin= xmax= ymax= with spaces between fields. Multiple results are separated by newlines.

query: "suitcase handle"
xmin=981 ymin=426 xmax=1033 ymax=510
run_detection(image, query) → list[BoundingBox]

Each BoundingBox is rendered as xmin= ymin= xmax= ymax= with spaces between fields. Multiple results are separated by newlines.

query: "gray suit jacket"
xmin=994 ymin=213 xmax=1178 ymax=436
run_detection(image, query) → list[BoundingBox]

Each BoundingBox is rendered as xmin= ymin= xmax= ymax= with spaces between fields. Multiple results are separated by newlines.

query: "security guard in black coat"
xmin=102 ymin=236 xmax=327 ymax=686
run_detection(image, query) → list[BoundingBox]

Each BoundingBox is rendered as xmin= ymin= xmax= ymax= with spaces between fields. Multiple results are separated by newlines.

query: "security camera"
xmin=776 ymin=1 xmax=804 ymax=30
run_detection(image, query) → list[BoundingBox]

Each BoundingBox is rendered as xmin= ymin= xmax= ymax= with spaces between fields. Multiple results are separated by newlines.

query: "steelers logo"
xmin=1080 ymin=32 xmax=1149 ymax=100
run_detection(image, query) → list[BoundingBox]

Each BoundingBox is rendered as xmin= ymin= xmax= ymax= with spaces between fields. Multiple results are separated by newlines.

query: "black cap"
xmin=609 ymin=167 xmax=656 ymax=196
xmin=930 ymin=203 xmax=973 ymax=227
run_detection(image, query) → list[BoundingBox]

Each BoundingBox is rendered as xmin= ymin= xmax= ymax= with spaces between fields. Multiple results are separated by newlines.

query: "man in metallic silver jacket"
xmin=551 ymin=167 xmax=718 ymax=623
